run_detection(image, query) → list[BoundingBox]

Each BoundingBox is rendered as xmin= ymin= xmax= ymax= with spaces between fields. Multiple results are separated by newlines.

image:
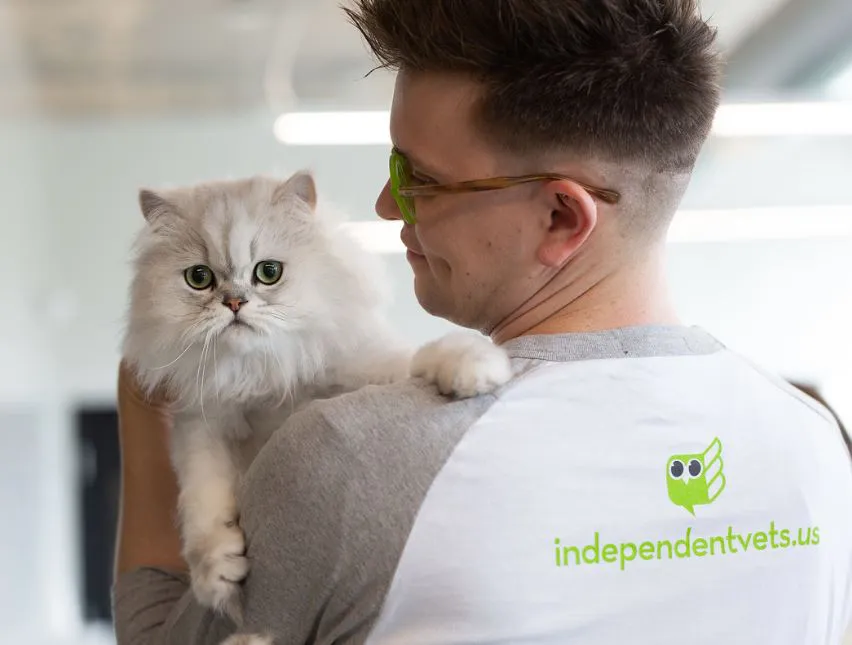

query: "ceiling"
xmin=0 ymin=0 xmax=847 ymax=118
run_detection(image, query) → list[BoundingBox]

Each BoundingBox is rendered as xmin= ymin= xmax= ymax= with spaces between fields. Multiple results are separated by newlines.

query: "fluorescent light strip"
xmin=712 ymin=102 xmax=852 ymax=137
xmin=341 ymin=206 xmax=852 ymax=254
xmin=340 ymin=220 xmax=406 ymax=254
xmin=668 ymin=206 xmax=852 ymax=242
xmin=274 ymin=111 xmax=391 ymax=145
xmin=274 ymin=102 xmax=852 ymax=145
xmin=827 ymin=61 xmax=852 ymax=98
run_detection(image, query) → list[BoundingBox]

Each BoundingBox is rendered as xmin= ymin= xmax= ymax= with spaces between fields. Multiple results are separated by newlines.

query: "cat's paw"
xmin=220 ymin=634 xmax=273 ymax=645
xmin=411 ymin=331 xmax=512 ymax=399
xmin=187 ymin=521 xmax=249 ymax=621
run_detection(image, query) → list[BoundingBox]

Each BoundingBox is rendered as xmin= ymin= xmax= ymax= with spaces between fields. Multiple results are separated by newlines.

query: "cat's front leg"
xmin=411 ymin=331 xmax=513 ymax=398
xmin=171 ymin=417 xmax=248 ymax=622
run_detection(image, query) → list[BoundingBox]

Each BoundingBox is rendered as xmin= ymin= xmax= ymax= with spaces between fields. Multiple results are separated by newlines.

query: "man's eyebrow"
xmin=392 ymin=145 xmax=445 ymax=178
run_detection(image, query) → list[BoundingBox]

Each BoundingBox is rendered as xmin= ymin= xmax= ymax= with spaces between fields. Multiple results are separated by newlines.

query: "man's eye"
xmin=411 ymin=173 xmax=435 ymax=186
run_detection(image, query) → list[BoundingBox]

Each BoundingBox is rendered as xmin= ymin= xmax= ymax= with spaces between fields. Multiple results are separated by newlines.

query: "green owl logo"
xmin=666 ymin=437 xmax=726 ymax=515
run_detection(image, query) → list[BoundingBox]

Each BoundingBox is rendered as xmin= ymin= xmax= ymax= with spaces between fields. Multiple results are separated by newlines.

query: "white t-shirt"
xmin=368 ymin=339 xmax=852 ymax=644
xmin=114 ymin=326 xmax=852 ymax=645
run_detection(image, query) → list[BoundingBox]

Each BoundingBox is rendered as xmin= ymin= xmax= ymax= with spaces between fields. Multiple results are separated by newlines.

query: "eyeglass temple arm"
xmin=398 ymin=175 xmax=621 ymax=205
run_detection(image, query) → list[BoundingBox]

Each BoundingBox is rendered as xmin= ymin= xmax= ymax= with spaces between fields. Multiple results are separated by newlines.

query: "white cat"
xmin=121 ymin=171 xmax=512 ymax=627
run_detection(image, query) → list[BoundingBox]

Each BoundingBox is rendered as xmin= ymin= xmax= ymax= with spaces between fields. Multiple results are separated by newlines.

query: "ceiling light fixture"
xmin=712 ymin=101 xmax=852 ymax=137
xmin=274 ymin=111 xmax=391 ymax=145
xmin=274 ymin=101 xmax=852 ymax=145
xmin=340 ymin=206 xmax=852 ymax=254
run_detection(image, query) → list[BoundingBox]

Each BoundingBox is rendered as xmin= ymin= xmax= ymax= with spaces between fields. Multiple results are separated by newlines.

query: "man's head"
xmin=346 ymin=0 xmax=721 ymax=334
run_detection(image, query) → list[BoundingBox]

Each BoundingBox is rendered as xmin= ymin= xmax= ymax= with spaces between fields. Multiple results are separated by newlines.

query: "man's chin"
xmin=412 ymin=276 xmax=449 ymax=320
xmin=413 ymin=279 xmax=485 ymax=331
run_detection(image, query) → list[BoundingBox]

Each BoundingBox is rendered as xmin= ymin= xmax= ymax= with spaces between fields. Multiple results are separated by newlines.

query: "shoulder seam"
xmin=365 ymin=387 xmax=503 ymax=630
xmin=736 ymin=353 xmax=839 ymax=429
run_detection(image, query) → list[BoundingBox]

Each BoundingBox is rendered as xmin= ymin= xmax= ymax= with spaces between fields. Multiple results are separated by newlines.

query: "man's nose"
xmin=376 ymin=180 xmax=401 ymax=221
xmin=222 ymin=294 xmax=248 ymax=313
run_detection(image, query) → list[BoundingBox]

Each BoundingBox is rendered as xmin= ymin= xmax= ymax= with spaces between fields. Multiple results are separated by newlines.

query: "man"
xmin=113 ymin=1 xmax=852 ymax=643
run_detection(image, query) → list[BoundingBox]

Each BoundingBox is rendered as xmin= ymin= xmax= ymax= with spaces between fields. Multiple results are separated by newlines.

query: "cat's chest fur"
xmin=172 ymin=400 xmax=295 ymax=475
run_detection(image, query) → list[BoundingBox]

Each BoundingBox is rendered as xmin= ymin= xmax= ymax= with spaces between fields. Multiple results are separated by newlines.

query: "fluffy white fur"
xmin=220 ymin=633 xmax=273 ymax=645
xmin=121 ymin=171 xmax=512 ymax=630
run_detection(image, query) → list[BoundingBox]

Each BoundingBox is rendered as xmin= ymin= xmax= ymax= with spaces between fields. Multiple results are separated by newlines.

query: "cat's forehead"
xmin=185 ymin=178 xmax=280 ymax=224
xmin=160 ymin=178 xmax=315 ymax=265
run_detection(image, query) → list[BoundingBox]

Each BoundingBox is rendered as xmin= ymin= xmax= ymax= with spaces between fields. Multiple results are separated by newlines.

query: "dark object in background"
xmin=790 ymin=382 xmax=852 ymax=460
xmin=76 ymin=406 xmax=121 ymax=623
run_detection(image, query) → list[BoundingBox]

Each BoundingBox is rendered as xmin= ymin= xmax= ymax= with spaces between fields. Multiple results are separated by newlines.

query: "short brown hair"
xmin=345 ymin=0 xmax=721 ymax=172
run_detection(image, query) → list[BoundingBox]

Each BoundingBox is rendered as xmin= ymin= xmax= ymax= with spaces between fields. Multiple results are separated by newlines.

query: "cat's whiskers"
xmin=179 ymin=317 xmax=207 ymax=339
xmin=193 ymin=330 xmax=205 ymax=394
xmin=258 ymin=302 xmax=295 ymax=310
xmin=262 ymin=335 xmax=269 ymax=380
xmin=150 ymin=318 xmax=208 ymax=370
xmin=197 ymin=329 xmax=215 ymax=426
xmin=263 ymin=311 xmax=310 ymax=329
xmin=213 ymin=334 xmax=221 ymax=406
xmin=267 ymin=338 xmax=291 ymax=410
xmin=151 ymin=341 xmax=196 ymax=371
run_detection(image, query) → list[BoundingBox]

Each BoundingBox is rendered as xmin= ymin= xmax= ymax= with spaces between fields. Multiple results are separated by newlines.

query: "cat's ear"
xmin=273 ymin=171 xmax=317 ymax=211
xmin=138 ymin=189 xmax=177 ymax=222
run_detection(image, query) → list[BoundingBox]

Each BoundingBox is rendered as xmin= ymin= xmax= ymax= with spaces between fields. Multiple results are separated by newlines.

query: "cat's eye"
xmin=254 ymin=260 xmax=283 ymax=285
xmin=184 ymin=265 xmax=214 ymax=290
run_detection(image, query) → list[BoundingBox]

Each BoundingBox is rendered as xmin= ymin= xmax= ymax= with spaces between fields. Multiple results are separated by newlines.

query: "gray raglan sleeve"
xmin=113 ymin=378 xmax=497 ymax=645
xmin=112 ymin=404 xmax=358 ymax=645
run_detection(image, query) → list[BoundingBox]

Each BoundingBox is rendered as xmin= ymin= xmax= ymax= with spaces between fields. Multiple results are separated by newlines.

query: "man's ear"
xmin=272 ymin=171 xmax=317 ymax=211
xmin=536 ymin=180 xmax=598 ymax=268
xmin=138 ymin=189 xmax=177 ymax=223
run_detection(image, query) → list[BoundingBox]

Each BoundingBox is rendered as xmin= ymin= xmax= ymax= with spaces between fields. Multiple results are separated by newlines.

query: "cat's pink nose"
xmin=223 ymin=297 xmax=247 ymax=313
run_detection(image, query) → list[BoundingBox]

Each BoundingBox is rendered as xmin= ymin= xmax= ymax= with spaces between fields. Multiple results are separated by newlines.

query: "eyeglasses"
xmin=389 ymin=148 xmax=621 ymax=225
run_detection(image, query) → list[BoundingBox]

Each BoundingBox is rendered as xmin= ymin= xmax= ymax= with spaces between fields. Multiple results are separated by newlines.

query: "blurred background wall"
xmin=0 ymin=0 xmax=851 ymax=643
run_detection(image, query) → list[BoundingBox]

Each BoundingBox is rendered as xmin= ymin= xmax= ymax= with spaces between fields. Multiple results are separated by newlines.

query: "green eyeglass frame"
xmin=389 ymin=148 xmax=621 ymax=225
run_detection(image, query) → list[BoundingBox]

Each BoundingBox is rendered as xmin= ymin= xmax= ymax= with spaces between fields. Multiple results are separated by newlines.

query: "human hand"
xmin=115 ymin=360 xmax=185 ymax=576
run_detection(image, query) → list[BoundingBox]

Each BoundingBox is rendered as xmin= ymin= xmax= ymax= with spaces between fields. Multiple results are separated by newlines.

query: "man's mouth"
xmin=403 ymin=243 xmax=425 ymax=257
xmin=400 ymin=230 xmax=424 ymax=256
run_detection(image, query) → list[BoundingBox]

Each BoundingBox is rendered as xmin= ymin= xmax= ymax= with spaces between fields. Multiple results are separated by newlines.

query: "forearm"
xmin=115 ymin=363 xmax=186 ymax=577
xmin=112 ymin=364 xmax=239 ymax=645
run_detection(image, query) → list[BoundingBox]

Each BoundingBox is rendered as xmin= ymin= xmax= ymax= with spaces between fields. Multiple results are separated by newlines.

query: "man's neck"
xmin=490 ymin=253 xmax=680 ymax=344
